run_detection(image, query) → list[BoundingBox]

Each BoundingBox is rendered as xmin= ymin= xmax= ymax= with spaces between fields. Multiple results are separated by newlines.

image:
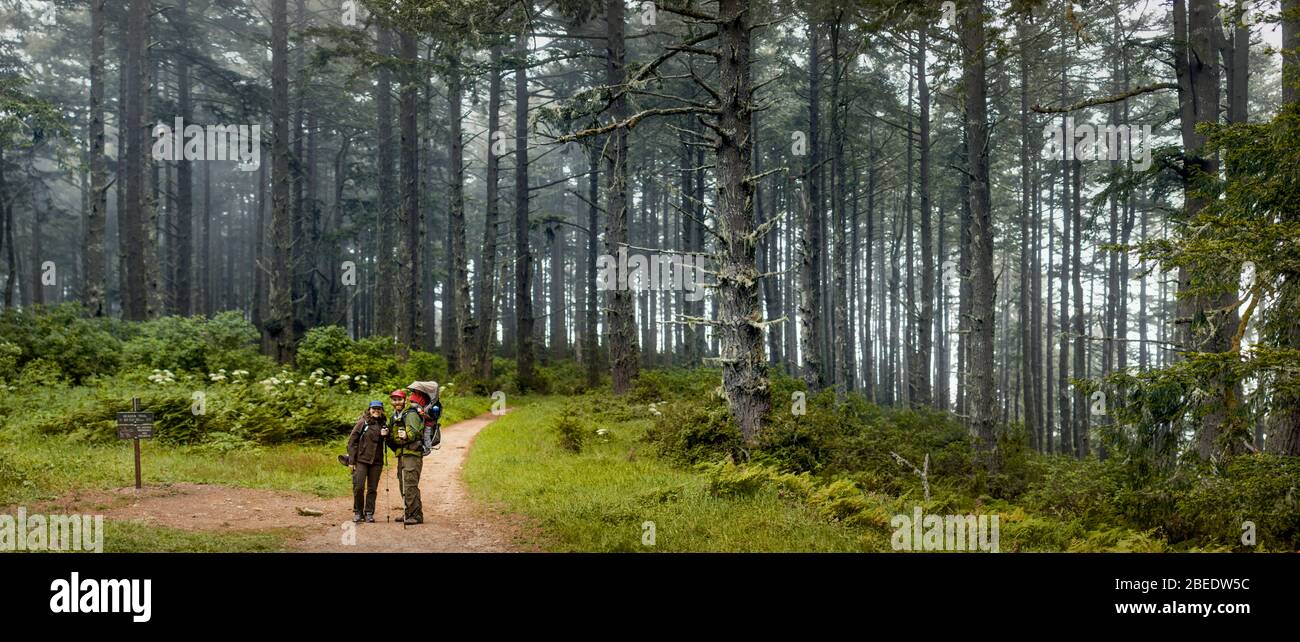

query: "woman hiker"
xmin=346 ymin=401 xmax=388 ymax=523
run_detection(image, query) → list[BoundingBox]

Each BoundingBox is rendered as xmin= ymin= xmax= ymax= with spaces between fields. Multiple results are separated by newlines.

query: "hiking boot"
xmin=352 ymin=512 xmax=363 ymax=523
xmin=403 ymin=517 xmax=421 ymax=525
xmin=364 ymin=513 xmax=375 ymax=523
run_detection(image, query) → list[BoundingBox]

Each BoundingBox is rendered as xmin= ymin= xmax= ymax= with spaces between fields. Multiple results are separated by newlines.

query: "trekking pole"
xmin=383 ymin=445 xmax=391 ymax=523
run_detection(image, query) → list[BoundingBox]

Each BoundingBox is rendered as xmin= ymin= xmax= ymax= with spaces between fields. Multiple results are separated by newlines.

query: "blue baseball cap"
xmin=368 ymin=400 xmax=384 ymax=408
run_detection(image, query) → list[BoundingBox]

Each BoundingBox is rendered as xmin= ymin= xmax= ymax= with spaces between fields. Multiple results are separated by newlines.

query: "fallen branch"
xmin=890 ymin=452 xmax=930 ymax=501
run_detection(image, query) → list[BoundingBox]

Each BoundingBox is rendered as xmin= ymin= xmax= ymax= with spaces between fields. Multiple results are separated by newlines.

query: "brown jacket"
xmin=347 ymin=413 xmax=386 ymax=466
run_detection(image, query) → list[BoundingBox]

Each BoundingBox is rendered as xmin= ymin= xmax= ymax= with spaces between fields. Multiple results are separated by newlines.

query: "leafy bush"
xmin=119 ymin=312 xmax=265 ymax=376
xmin=1164 ymin=454 xmax=1300 ymax=550
xmin=644 ymin=397 xmax=742 ymax=464
xmin=343 ymin=336 xmax=400 ymax=385
xmin=201 ymin=312 xmax=267 ymax=373
xmin=18 ymin=358 xmax=68 ymax=387
xmin=536 ymin=360 xmax=589 ymax=396
xmin=0 ymin=304 xmax=123 ymax=383
xmin=398 ymin=351 xmax=448 ymax=387
xmin=701 ymin=459 xmax=771 ymax=498
xmin=700 ymin=460 xmax=894 ymax=532
xmin=296 ymin=326 xmax=399 ymax=386
xmin=630 ymin=368 xmax=720 ymax=404
xmin=0 ymin=339 xmax=20 ymax=382
xmin=551 ymin=411 xmax=586 ymax=453
xmin=1022 ymin=456 xmax=1126 ymax=525
xmin=295 ymin=326 xmax=352 ymax=375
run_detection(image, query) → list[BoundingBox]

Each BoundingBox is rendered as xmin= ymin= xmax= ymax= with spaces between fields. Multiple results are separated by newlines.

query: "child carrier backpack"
xmin=407 ymin=381 xmax=442 ymax=454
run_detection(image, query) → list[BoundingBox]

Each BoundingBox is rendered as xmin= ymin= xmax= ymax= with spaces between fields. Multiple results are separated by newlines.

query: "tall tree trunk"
xmin=514 ymin=18 xmax=536 ymax=387
xmin=584 ymin=141 xmax=599 ymax=386
xmin=1056 ymin=25 xmax=1073 ymax=454
xmin=830 ymin=16 xmax=850 ymax=396
xmin=396 ymin=29 xmax=420 ymax=355
xmin=476 ymin=45 xmax=503 ymax=380
xmin=605 ymin=0 xmax=638 ymax=392
xmin=799 ymin=23 xmax=824 ymax=391
xmin=174 ymin=0 xmax=192 ymax=316
xmin=373 ymin=23 xmax=396 ymax=338
xmin=756 ymin=110 xmax=782 ymax=367
xmin=85 ymin=0 xmax=108 ymax=317
xmin=916 ymin=27 xmax=934 ymax=408
xmin=447 ymin=53 xmax=470 ymax=371
xmin=549 ymin=219 xmax=565 ymax=359
xmin=864 ymin=137 xmax=876 ymax=402
xmin=327 ymin=135 xmax=351 ymax=326
xmin=962 ymin=0 xmax=998 ymax=467
xmin=202 ymin=160 xmax=211 ymax=314
xmin=267 ymin=0 xmax=294 ymax=362
xmin=1071 ymin=156 xmax=1086 ymax=457
xmin=119 ymin=0 xmax=152 ymax=321
xmin=1018 ymin=24 xmax=1036 ymax=445
xmin=716 ymin=0 xmax=770 ymax=441
xmin=291 ymin=0 xmax=307 ymax=329
xmin=253 ymin=158 xmax=266 ymax=328
xmin=1177 ymin=0 xmax=1237 ymax=458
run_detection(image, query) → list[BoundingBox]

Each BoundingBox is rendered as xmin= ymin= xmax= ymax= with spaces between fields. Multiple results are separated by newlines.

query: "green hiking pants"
xmin=396 ymin=454 xmax=423 ymax=522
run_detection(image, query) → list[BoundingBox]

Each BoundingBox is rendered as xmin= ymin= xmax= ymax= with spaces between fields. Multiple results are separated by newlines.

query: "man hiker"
xmin=346 ymin=401 xmax=388 ymax=523
xmin=385 ymin=389 xmax=425 ymax=525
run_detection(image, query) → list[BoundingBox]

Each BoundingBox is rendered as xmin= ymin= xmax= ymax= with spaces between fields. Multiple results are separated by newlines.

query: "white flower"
xmin=298 ymin=382 xmax=307 ymax=387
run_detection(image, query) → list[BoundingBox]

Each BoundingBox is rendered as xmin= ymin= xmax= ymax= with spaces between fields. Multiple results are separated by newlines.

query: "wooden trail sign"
xmin=116 ymin=397 xmax=153 ymax=489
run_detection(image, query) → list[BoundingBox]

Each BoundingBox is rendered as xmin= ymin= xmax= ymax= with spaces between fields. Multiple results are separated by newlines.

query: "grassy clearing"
xmin=0 ymin=395 xmax=492 ymax=506
xmin=464 ymin=397 xmax=867 ymax=552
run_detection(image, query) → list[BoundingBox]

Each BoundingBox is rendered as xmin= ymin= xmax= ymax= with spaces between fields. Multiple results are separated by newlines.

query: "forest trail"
xmin=40 ymin=411 xmax=531 ymax=552
xmin=292 ymin=410 xmax=530 ymax=552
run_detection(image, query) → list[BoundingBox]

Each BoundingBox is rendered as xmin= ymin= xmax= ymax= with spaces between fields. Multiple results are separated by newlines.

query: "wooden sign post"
xmin=116 ymin=397 xmax=154 ymax=489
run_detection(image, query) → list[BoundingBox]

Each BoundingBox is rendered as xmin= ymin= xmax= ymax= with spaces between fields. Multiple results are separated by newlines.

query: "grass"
xmin=102 ymin=521 xmax=292 ymax=552
xmin=0 ymin=394 xmax=493 ymax=506
xmin=463 ymin=397 xmax=867 ymax=552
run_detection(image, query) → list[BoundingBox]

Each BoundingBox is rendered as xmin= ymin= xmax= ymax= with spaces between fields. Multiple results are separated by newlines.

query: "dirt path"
xmin=292 ymin=410 xmax=530 ymax=552
xmin=34 ymin=411 xmax=531 ymax=552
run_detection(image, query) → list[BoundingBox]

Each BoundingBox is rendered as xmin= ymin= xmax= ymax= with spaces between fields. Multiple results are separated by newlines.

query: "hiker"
xmin=346 ymin=401 xmax=388 ymax=523
xmin=385 ymin=389 xmax=425 ymax=525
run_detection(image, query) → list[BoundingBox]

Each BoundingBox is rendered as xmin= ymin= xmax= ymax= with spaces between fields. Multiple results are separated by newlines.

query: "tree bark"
xmin=514 ymin=18 xmax=536 ymax=387
xmin=266 ymin=0 xmax=294 ymax=362
xmin=447 ymin=53 xmax=470 ymax=371
xmin=716 ymin=0 xmax=770 ymax=442
xmin=604 ymin=0 xmax=638 ymax=393
xmin=373 ymin=23 xmax=396 ymax=339
xmin=961 ymin=0 xmax=998 ymax=467
xmin=85 ymin=0 xmax=108 ymax=317
xmin=799 ymin=22 xmax=824 ymax=392
xmin=476 ymin=45 xmax=503 ymax=380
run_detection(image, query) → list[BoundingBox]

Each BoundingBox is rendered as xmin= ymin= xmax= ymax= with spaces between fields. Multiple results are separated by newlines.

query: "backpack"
xmin=408 ymin=381 xmax=442 ymax=454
